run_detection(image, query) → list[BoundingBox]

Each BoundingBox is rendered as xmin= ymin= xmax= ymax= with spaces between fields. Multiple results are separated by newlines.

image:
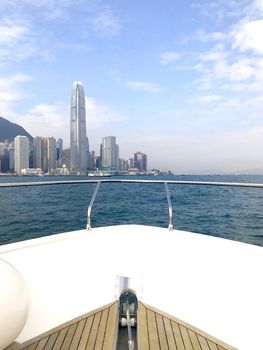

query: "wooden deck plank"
xmin=137 ymin=302 xmax=149 ymax=350
xmin=26 ymin=343 xmax=38 ymax=350
xmin=206 ymin=340 xmax=219 ymax=350
xmin=102 ymin=302 xmax=119 ymax=350
xmin=10 ymin=301 xmax=237 ymax=350
xmin=9 ymin=303 xmax=118 ymax=350
xmin=171 ymin=322 xmax=185 ymax=350
xmin=52 ymin=328 xmax=69 ymax=349
xmin=43 ymin=332 xmax=59 ymax=350
xmin=155 ymin=314 xmax=168 ymax=350
xmin=163 ymin=317 xmax=177 ymax=350
xmin=147 ymin=309 xmax=160 ymax=350
xmin=179 ymin=325 xmax=193 ymax=350
xmin=68 ymin=319 xmax=86 ymax=350
xmin=86 ymin=311 xmax=102 ymax=349
xmin=187 ymin=330 xmax=201 ymax=350
xmin=78 ymin=316 xmax=94 ymax=350
xmin=35 ymin=337 xmax=49 ymax=350
xmin=197 ymin=335 xmax=210 ymax=350
xmin=140 ymin=303 xmax=237 ymax=350
xmin=95 ymin=308 xmax=109 ymax=349
xmin=60 ymin=322 xmax=78 ymax=349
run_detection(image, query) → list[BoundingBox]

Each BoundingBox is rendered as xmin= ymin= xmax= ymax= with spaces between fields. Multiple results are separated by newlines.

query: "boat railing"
xmin=1 ymin=179 xmax=263 ymax=231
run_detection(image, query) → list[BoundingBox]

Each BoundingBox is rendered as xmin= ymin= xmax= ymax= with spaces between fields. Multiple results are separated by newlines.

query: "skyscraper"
xmin=134 ymin=152 xmax=147 ymax=172
xmin=56 ymin=138 xmax=63 ymax=165
xmin=70 ymin=81 xmax=88 ymax=172
xmin=47 ymin=137 xmax=56 ymax=172
xmin=33 ymin=137 xmax=44 ymax=170
xmin=14 ymin=135 xmax=29 ymax=174
xmin=101 ymin=136 xmax=119 ymax=170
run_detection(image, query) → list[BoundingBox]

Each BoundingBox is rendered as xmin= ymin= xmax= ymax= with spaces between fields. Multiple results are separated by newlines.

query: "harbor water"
xmin=0 ymin=175 xmax=263 ymax=247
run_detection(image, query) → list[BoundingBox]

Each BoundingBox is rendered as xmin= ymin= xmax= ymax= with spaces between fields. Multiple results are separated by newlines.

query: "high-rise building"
xmin=33 ymin=136 xmax=58 ymax=172
xmin=0 ymin=142 xmax=8 ymax=172
xmin=47 ymin=137 xmax=56 ymax=172
xmin=56 ymin=138 xmax=63 ymax=162
xmin=8 ymin=142 xmax=14 ymax=172
xmin=70 ymin=81 xmax=88 ymax=172
xmin=134 ymin=152 xmax=147 ymax=172
xmin=101 ymin=136 xmax=119 ymax=170
xmin=33 ymin=137 xmax=44 ymax=170
xmin=14 ymin=135 xmax=29 ymax=174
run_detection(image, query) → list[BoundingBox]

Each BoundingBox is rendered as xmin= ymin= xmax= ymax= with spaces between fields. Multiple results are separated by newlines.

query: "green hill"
xmin=0 ymin=116 xmax=33 ymax=142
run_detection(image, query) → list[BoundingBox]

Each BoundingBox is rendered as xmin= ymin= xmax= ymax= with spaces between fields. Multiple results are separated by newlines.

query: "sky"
xmin=1 ymin=0 xmax=263 ymax=173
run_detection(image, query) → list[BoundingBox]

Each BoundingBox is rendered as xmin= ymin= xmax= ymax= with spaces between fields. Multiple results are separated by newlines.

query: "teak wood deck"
xmin=8 ymin=301 xmax=238 ymax=350
xmin=137 ymin=302 xmax=238 ymax=350
xmin=9 ymin=302 xmax=119 ymax=350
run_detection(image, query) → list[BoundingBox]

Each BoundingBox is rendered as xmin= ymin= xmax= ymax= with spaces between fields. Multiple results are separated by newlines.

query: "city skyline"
xmin=1 ymin=1 xmax=263 ymax=173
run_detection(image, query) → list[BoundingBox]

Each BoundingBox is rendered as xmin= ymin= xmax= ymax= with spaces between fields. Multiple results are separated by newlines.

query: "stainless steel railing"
xmin=86 ymin=181 xmax=101 ymax=231
xmin=1 ymin=178 xmax=263 ymax=231
xmin=85 ymin=180 xmax=174 ymax=230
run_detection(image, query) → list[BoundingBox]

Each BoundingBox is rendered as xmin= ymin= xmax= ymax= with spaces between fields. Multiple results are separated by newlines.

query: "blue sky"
xmin=1 ymin=0 xmax=263 ymax=173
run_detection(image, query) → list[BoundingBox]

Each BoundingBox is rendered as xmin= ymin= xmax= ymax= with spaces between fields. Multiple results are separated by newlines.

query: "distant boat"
xmin=88 ymin=171 xmax=112 ymax=177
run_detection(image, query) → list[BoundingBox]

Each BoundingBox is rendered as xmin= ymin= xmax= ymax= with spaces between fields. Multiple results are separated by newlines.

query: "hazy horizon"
xmin=1 ymin=0 xmax=263 ymax=173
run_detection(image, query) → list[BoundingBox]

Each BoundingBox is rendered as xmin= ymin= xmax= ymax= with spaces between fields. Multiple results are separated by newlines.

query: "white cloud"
xmin=195 ymin=29 xmax=226 ymax=43
xmin=0 ymin=73 xmax=32 ymax=115
xmin=231 ymin=19 xmax=263 ymax=54
xmin=0 ymin=18 xmax=37 ymax=65
xmin=200 ymin=44 xmax=227 ymax=62
xmin=186 ymin=95 xmax=224 ymax=106
xmin=0 ymin=73 xmax=32 ymax=89
xmin=90 ymin=8 xmax=120 ymax=36
xmin=0 ymin=20 xmax=29 ymax=44
xmin=214 ymin=59 xmax=255 ymax=81
xmin=86 ymin=97 xmax=127 ymax=129
xmin=126 ymin=81 xmax=162 ymax=93
xmin=13 ymin=102 xmax=69 ymax=143
xmin=160 ymin=51 xmax=181 ymax=64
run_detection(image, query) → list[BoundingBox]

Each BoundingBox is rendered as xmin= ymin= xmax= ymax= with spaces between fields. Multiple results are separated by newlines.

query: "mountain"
xmin=0 ymin=116 xmax=33 ymax=142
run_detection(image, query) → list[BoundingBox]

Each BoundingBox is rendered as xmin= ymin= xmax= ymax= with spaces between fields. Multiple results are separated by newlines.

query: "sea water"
xmin=0 ymin=175 xmax=263 ymax=247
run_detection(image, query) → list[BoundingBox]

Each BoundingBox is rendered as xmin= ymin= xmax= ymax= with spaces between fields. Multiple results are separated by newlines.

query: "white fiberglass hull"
xmin=0 ymin=224 xmax=262 ymax=350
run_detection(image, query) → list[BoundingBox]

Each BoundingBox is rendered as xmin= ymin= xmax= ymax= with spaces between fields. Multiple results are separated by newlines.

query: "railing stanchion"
xmin=165 ymin=182 xmax=173 ymax=231
xmin=86 ymin=181 xmax=101 ymax=231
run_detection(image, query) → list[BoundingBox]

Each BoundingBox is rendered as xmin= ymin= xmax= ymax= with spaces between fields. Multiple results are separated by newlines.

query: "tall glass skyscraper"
xmin=70 ymin=81 xmax=89 ymax=172
xmin=14 ymin=135 xmax=29 ymax=174
xmin=101 ymin=136 xmax=119 ymax=170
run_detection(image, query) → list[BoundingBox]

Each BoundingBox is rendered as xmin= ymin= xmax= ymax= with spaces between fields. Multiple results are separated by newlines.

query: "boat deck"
xmin=137 ymin=302 xmax=237 ymax=350
xmin=7 ymin=301 xmax=237 ymax=350
xmin=8 ymin=302 xmax=119 ymax=350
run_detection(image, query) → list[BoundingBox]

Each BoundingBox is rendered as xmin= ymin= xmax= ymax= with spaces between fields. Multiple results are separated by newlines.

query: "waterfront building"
xmin=47 ymin=137 xmax=56 ymax=172
xmin=101 ymin=136 xmax=119 ymax=170
xmin=119 ymin=158 xmax=129 ymax=172
xmin=33 ymin=136 xmax=58 ymax=173
xmin=14 ymin=135 xmax=29 ymax=174
xmin=33 ymin=137 xmax=44 ymax=170
xmin=61 ymin=148 xmax=71 ymax=170
xmin=90 ymin=150 xmax=95 ymax=169
xmin=134 ymin=152 xmax=147 ymax=172
xmin=128 ymin=158 xmax=134 ymax=169
xmin=70 ymin=81 xmax=88 ymax=172
xmin=8 ymin=142 xmax=14 ymax=172
xmin=56 ymin=138 xmax=63 ymax=165
xmin=0 ymin=142 xmax=9 ymax=172
xmin=94 ymin=156 xmax=102 ymax=169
